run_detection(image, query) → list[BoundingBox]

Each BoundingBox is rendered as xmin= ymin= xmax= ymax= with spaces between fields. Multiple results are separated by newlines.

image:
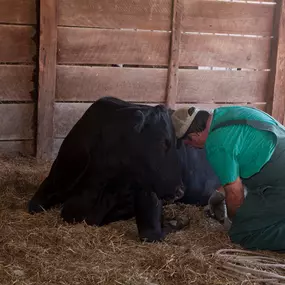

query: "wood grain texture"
xmin=0 ymin=65 xmax=34 ymax=101
xmin=0 ymin=25 xmax=36 ymax=63
xmin=180 ymin=34 xmax=272 ymax=69
xmin=0 ymin=0 xmax=36 ymax=24
xmin=56 ymin=67 xmax=268 ymax=103
xmin=166 ymin=0 xmax=182 ymax=108
xmin=183 ymin=1 xmax=275 ymax=36
xmin=54 ymin=102 xmax=266 ymax=138
xmin=58 ymin=0 xmax=172 ymax=30
xmin=54 ymin=103 xmax=89 ymax=138
xmin=53 ymin=138 xmax=63 ymax=159
xmin=178 ymin=70 xmax=269 ymax=103
xmin=175 ymin=103 xmax=267 ymax=111
xmin=57 ymin=27 xmax=170 ymax=65
xmin=37 ymin=0 xmax=58 ymax=160
xmin=0 ymin=140 xmax=35 ymax=156
xmin=0 ymin=103 xmax=34 ymax=140
xmin=56 ymin=66 xmax=167 ymax=102
xmin=268 ymin=0 xmax=285 ymax=123
xmin=58 ymin=28 xmax=271 ymax=69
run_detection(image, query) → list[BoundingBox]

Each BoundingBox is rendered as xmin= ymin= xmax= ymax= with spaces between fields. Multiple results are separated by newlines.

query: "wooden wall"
xmin=0 ymin=0 xmax=284 ymax=160
xmin=0 ymin=0 xmax=37 ymax=156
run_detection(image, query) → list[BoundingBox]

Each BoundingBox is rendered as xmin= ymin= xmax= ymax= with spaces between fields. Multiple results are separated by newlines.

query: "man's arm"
xmin=223 ymin=177 xmax=244 ymax=219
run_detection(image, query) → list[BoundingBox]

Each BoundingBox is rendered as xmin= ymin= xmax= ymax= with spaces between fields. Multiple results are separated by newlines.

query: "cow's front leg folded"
xmin=134 ymin=190 xmax=166 ymax=242
xmin=28 ymin=176 xmax=63 ymax=214
xmin=60 ymin=183 xmax=122 ymax=226
xmin=60 ymin=192 xmax=95 ymax=224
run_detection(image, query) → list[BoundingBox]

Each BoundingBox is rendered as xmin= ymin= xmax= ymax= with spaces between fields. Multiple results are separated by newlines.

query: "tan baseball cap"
xmin=171 ymin=107 xmax=200 ymax=139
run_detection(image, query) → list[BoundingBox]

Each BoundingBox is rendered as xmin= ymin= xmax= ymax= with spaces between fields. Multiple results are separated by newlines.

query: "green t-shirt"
xmin=205 ymin=106 xmax=277 ymax=186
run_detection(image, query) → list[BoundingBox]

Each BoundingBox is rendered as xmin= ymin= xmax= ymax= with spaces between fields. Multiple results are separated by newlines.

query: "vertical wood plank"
xmin=165 ymin=0 xmax=182 ymax=108
xmin=268 ymin=0 xmax=285 ymax=124
xmin=37 ymin=0 xmax=58 ymax=160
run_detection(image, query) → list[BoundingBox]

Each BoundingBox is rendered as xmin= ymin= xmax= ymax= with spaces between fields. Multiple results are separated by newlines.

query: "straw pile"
xmin=1 ymin=155 xmax=285 ymax=285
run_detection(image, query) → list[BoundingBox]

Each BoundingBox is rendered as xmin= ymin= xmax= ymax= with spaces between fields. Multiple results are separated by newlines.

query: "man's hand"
xmin=224 ymin=177 xmax=244 ymax=220
xmin=207 ymin=190 xmax=226 ymax=223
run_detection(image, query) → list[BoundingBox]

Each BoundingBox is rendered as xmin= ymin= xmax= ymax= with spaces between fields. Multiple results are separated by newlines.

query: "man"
xmin=171 ymin=105 xmax=285 ymax=252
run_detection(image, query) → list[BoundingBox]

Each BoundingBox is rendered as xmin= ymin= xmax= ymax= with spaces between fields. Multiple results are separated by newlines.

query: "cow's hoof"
xmin=28 ymin=200 xmax=45 ymax=214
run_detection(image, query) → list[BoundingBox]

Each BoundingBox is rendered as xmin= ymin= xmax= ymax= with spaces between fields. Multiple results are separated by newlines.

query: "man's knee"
xmin=229 ymin=222 xmax=285 ymax=252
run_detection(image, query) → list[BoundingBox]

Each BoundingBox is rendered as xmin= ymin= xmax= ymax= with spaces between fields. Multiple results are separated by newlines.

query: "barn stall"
xmin=1 ymin=0 xmax=285 ymax=284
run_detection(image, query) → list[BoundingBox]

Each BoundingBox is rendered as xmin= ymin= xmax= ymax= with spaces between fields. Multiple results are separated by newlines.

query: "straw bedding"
xmin=1 ymin=155 xmax=285 ymax=285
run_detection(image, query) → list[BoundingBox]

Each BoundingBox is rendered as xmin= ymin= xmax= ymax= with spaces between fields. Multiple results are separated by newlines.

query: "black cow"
xmin=28 ymin=97 xmax=185 ymax=242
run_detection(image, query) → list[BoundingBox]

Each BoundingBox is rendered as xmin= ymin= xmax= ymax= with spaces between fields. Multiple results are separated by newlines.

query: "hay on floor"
xmin=0 ymin=155 xmax=285 ymax=285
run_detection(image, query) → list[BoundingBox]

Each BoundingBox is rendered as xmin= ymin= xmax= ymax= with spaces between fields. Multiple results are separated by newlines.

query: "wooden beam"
xmin=37 ymin=0 xmax=58 ymax=160
xmin=0 ymin=103 xmax=34 ymax=140
xmin=268 ymin=0 xmax=285 ymax=123
xmin=0 ymin=0 xmax=36 ymax=25
xmin=166 ymin=0 xmax=182 ymax=108
xmin=56 ymin=66 xmax=168 ymax=102
xmin=178 ymin=70 xmax=269 ymax=104
xmin=58 ymin=0 xmax=172 ymax=31
xmin=180 ymin=34 xmax=271 ymax=70
xmin=0 ymin=25 xmax=36 ymax=63
xmin=0 ymin=141 xmax=35 ymax=156
xmin=182 ymin=1 xmax=275 ymax=36
xmin=57 ymin=28 xmax=170 ymax=66
xmin=0 ymin=65 xmax=34 ymax=101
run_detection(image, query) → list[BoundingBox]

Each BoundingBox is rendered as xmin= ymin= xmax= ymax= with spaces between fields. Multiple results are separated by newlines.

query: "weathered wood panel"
xmin=53 ymin=138 xmax=63 ymax=159
xmin=58 ymin=28 xmax=271 ymax=69
xmin=183 ymin=1 xmax=275 ymax=36
xmin=0 ymin=25 xmax=36 ymax=63
xmin=269 ymin=0 xmax=285 ymax=123
xmin=0 ymin=0 xmax=36 ymax=24
xmin=56 ymin=66 xmax=167 ymax=102
xmin=180 ymin=34 xmax=271 ymax=69
xmin=0 ymin=141 xmax=34 ymax=156
xmin=0 ymin=65 xmax=34 ymax=101
xmin=175 ymin=103 xmax=267 ymax=111
xmin=178 ymin=70 xmax=269 ymax=103
xmin=54 ymin=103 xmax=88 ymax=138
xmin=166 ymin=0 xmax=182 ymax=108
xmin=56 ymin=66 xmax=268 ymax=103
xmin=54 ymin=102 xmax=267 ymax=138
xmin=57 ymin=27 xmax=170 ymax=65
xmin=58 ymin=0 xmax=172 ymax=30
xmin=37 ymin=0 xmax=58 ymax=160
xmin=0 ymin=104 xmax=34 ymax=140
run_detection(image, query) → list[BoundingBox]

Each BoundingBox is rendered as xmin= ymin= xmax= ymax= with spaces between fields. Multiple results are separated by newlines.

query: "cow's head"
xmin=131 ymin=105 xmax=185 ymax=202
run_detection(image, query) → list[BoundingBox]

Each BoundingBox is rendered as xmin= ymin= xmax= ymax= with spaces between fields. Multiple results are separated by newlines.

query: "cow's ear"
xmin=133 ymin=110 xmax=146 ymax=133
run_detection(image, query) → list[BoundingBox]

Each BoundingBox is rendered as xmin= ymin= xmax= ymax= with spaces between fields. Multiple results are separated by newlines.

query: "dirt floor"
xmin=1 ymin=155 xmax=285 ymax=285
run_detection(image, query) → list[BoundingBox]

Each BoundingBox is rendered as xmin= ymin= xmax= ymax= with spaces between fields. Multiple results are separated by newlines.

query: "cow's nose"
xmin=174 ymin=185 xmax=185 ymax=201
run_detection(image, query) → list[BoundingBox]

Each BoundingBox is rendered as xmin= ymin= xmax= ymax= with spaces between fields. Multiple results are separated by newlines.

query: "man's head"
xmin=171 ymin=107 xmax=212 ymax=148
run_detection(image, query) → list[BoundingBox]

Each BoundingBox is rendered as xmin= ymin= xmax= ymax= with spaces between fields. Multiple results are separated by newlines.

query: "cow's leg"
xmin=60 ymin=184 xmax=118 ymax=226
xmin=101 ymin=192 xmax=135 ymax=225
xmin=28 ymin=146 xmax=90 ymax=214
xmin=28 ymin=176 xmax=62 ymax=213
xmin=134 ymin=190 xmax=165 ymax=242
xmin=60 ymin=192 xmax=95 ymax=224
